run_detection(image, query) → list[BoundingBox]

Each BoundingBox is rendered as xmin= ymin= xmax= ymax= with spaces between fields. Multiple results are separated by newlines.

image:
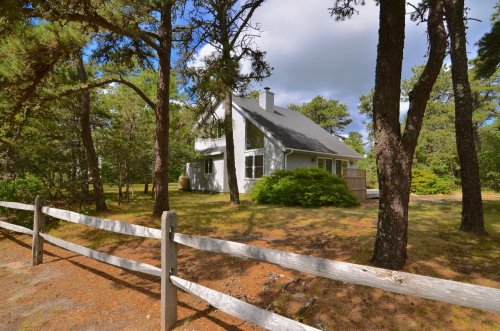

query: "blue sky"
xmin=227 ymin=0 xmax=498 ymax=138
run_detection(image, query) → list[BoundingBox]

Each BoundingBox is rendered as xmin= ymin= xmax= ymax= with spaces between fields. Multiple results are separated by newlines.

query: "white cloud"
xmin=190 ymin=0 xmax=496 ymax=136
xmin=189 ymin=44 xmax=217 ymax=69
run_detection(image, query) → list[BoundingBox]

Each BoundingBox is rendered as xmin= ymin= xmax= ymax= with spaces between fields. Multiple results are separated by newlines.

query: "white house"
xmin=186 ymin=88 xmax=364 ymax=193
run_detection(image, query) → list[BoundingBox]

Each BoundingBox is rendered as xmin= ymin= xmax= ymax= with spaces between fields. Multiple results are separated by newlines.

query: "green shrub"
xmin=250 ymin=168 xmax=358 ymax=207
xmin=0 ymin=174 xmax=46 ymax=227
xmin=411 ymin=168 xmax=455 ymax=195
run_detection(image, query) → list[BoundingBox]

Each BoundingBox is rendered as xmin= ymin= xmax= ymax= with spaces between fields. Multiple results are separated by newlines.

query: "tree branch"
xmin=51 ymin=10 xmax=163 ymax=55
xmin=401 ymin=0 xmax=447 ymax=164
xmin=230 ymin=0 xmax=265 ymax=48
xmin=44 ymin=78 xmax=157 ymax=110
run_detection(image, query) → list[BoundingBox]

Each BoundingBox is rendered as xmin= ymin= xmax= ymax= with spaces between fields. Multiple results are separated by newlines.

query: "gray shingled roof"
xmin=232 ymin=95 xmax=363 ymax=159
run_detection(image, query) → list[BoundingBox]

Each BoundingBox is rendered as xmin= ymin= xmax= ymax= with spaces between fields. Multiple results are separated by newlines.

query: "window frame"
xmin=317 ymin=157 xmax=334 ymax=174
xmin=245 ymin=154 xmax=264 ymax=179
xmin=204 ymin=157 xmax=214 ymax=174
xmin=245 ymin=119 xmax=265 ymax=151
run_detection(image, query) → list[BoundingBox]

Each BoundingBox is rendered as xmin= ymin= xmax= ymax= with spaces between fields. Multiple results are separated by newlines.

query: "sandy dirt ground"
xmin=1 ymin=193 xmax=499 ymax=331
xmin=0 ymin=231 xmax=277 ymax=331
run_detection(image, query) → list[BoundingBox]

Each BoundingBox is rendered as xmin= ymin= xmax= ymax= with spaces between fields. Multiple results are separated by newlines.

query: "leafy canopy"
xmin=289 ymin=95 xmax=352 ymax=137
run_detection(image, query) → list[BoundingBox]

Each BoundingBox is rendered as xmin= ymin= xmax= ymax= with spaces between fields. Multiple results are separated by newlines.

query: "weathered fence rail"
xmin=1 ymin=197 xmax=499 ymax=331
xmin=40 ymin=233 xmax=162 ymax=277
xmin=42 ymin=206 xmax=161 ymax=238
xmin=0 ymin=201 xmax=35 ymax=211
xmin=173 ymin=233 xmax=500 ymax=312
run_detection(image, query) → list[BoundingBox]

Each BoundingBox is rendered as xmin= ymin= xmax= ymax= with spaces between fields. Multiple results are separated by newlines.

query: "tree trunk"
xmin=224 ymin=91 xmax=240 ymax=205
xmin=125 ymin=161 xmax=130 ymax=202
xmin=76 ymin=52 xmax=107 ymax=212
xmin=370 ymin=0 xmax=408 ymax=270
xmin=371 ymin=0 xmax=446 ymax=269
xmin=444 ymin=0 xmax=486 ymax=234
xmin=152 ymin=3 xmax=173 ymax=217
xmin=80 ymin=152 xmax=89 ymax=200
xmin=144 ymin=176 xmax=149 ymax=194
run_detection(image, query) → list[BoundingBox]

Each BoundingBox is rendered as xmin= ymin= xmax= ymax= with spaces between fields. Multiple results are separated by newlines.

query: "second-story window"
xmin=204 ymin=158 xmax=213 ymax=174
xmin=245 ymin=120 xmax=264 ymax=150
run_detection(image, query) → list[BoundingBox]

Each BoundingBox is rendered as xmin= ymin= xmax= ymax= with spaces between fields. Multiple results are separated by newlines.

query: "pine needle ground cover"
xmin=1 ymin=184 xmax=498 ymax=330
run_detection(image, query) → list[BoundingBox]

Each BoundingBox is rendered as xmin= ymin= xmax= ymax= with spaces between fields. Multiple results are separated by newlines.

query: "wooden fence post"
xmin=32 ymin=195 xmax=45 ymax=266
xmin=161 ymin=211 xmax=178 ymax=331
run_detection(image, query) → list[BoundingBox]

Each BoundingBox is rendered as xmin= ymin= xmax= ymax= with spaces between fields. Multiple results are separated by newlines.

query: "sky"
xmin=222 ymin=0 xmax=498 ymax=137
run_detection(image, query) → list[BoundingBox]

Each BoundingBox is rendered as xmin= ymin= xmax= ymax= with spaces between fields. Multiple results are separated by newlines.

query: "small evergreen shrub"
xmin=411 ymin=168 xmax=455 ymax=195
xmin=0 ymin=174 xmax=46 ymax=227
xmin=250 ymin=168 xmax=358 ymax=207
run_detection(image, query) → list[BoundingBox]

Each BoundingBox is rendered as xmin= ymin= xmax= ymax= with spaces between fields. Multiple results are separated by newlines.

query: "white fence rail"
xmin=0 ymin=220 xmax=34 ymax=235
xmin=173 ymin=233 xmax=500 ymax=312
xmin=40 ymin=233 xmax=161 ymax=277
xmin=0 ymin=201 xmax=35 ymax=211
xmin=170 ymin=275 xmax=318 ymax=331
xmin=42 ymin=206 xmax=161 ymax=239
xmin=1 ymin=197 xmax=499 ymax=331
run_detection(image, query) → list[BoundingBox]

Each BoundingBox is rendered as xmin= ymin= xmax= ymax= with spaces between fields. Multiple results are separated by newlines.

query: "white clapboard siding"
xmin=40 ymin=233 xmax=161 ymax=277
xmin=170 ymin=276 xmax=319 ymax=331
xmin=42 ymin=207 xmax=161 ymax=239
xmin=173 ymin=233 xmax=500 ymax=313
xmin=0 ymin=201 xmax=35 ymax=211
xmin=0 ymin=220 xmax=34 ymax=235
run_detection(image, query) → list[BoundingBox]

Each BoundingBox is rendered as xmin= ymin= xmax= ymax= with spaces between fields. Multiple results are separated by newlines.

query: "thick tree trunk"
xmin=370 ymin=0 xmax=407 ymax=270
xmin=76 ymin=53 xmax=107 ymax=212
xmin=224 ymin=91 xmax=240 ymax=205
xmin=445 ymin=0 xmax=486 ymax=234
xmin=152 ymin=4 xmax=173 ymax=217
xmin=371 ymin=0 xmax=446 ymax=269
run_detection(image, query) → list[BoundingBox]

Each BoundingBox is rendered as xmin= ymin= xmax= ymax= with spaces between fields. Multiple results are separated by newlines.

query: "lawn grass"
xmin=42 ymin=184 xmax=499 ymax=330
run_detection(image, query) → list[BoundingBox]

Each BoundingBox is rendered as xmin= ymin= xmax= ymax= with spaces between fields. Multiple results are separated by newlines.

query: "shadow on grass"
xmin=32 ymin=186 xmax=499 ymax=330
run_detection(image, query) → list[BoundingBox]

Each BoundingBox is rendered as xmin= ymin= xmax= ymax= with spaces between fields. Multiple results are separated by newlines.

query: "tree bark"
xmin=79 ymin=145 xmax=89 ymax=200
xmin=444 ymin=0 xmax=486 ymax=234
xmin=224 ymin=91 xmax=240 ymax=205
xmin=125 ymin=161 xmax=130 ymax=202
xmin=371 ymin=0 xmax=407 ymax=270
xmin=371 ymin=0 xmax=447 ymax=269
xmin=152 ymin=3 xmax=173 ymax=217
xmin=144 ymin=175 xmax=149 ymax=194
xmin=76 ymin=52 xmax=107 ymax=212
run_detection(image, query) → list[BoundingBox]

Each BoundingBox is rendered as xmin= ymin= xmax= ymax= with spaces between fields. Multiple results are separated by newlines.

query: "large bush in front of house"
xmin=251 ymin=168 xmax=358 ymax=207
xmin=411 ymin=167 xmax=455 ymax=195
xmin=0 ymin=174 xmax=46 ymax=227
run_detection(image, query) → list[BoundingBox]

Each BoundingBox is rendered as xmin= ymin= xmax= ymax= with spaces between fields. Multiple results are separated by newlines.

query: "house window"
xmin=318 ymin=158 xmax=333 ymax=173
xmin=335 ymin=159 xmax=348 ymax=176
xmin=245 ymin=120 xmax=264 ymax=150
xmin=245 ymin=154 xmax=264 ymax=179
xmin=204 ymin=158 xmax=213 ymax=174
xmin=201 ymin=123 xmax=224 ymax=139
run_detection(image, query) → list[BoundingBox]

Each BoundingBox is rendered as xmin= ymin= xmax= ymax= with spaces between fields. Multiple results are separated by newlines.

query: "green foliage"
xmin=478 ymin=118 xmax=500 ymax=191
xmin=473 ymin=3 xmax=500 ymax=79
xmin=358 ymin=151 xmax=378 ymax=188
xmin=410 ymin=168 xmax=455 ymax=195
xmin=289 ymin=96 xmax=352 ymax=137
xmin=0 ymin=174 xmax=46 ymax=227
xmin=251 ymin=168 xmax=358 ymax=207
xmin=344 ymin=131 xmax=365 ymax=154
xmin=405 ymin=64 xmax=498 ymax=180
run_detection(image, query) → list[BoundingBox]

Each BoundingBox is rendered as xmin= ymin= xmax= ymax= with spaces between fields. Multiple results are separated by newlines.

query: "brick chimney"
xmin=259 ymin=87 xmax=274 ymax=112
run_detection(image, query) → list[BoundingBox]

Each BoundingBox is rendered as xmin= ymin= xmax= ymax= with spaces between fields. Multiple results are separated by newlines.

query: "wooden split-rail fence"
xmin=0 ymin=197 xmax=499 ymax=330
